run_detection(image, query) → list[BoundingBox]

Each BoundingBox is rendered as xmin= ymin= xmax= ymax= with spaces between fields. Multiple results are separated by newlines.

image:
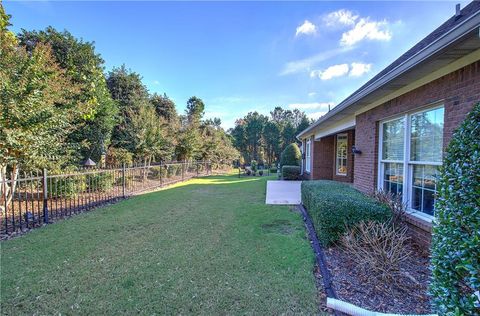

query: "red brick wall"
xmin=354 ymin=61 xmax=480 ymax=194
xmin=312 ymin=136 xmax=334 ymax=180
xmin=332 ymin=130 xmax=355 ymax=183
xmin=354 ymin=61 xmax=480 ymax=247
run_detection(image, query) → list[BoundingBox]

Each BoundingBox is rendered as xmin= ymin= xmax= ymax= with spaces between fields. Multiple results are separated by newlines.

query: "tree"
xmin=18 ymin=27 xmax=118 ymax=163
xmin=150 ymin=93 xmax=178 ymax=122
xmin=0 ymin=12 xmax=85 ymax=210
xmin=186 ymin=96 xmax=205 ymax=125
xmin=106 ymin=65 xmax=149 ymax=151
xmin=230 ymin=107 xmax=309 ymax=165
xmin=125 ymin=102 xmax=171 ymax=164
xmin=244 ymin=112 xmax=268 ymax=162
xmin=263 ymin=121 xmax=281 ymax=164
xmin=280 ymin=143 xmax=301 ymax=168
xmin=430 ymin=103 xmax=480 ymax=315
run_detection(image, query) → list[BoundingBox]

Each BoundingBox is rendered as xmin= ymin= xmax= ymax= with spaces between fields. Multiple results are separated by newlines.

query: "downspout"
xmin=327 ymin=298 xmax=437 ymax=316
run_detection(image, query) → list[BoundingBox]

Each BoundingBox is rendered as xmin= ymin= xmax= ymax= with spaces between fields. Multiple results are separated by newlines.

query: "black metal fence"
xmin=0 ymin=161 xmax=219 ymax=238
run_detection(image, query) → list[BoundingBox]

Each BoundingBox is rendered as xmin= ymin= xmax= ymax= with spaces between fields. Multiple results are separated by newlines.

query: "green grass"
xmin=1 ymin=174 xmax=319 ymax=315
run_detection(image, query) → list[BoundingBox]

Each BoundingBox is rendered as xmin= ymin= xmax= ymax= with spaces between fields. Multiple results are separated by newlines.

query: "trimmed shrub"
xmin=280 ymin=143 xmax=301 ymax=168
xmin=282 ymin=165 xmax=301 ymax=180
xmin=302 ymin=180 xmax=391 ymax=245
xmin=86 ymin=172 xmax=114 ymax=192
xmin=430 ymin=103 xmax=480 ymax=315
xmin=48 ymin=175 xmax=87 ymax=198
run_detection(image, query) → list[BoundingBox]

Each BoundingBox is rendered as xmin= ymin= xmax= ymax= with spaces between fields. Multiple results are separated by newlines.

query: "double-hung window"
xmin=336 ymin=134 xmax=348 ymax=176
xmin=379 ymin=106 xmax=444 ymax=218
xmin=305 ymin=139 xmax=311 ymax=173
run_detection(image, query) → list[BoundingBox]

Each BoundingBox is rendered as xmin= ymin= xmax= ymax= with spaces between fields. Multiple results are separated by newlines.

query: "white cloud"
xmin=308 ymin=92 xmax=317 ymax=97
xmin=280 ymin=46 xmax=353 ymax=75
xmin=349 ymin=62 xmax=372 ymax=77
xmin=310 ymin=64 xmax=349 ymax=80
xmin=341 ymin=18 xmax=391 ymax=46
xmin=296 ymin=20 xmax=317 ymax=36
xmin=307 ymin=111 xmax=329 ymax=120
xmin=153 ymin=80 xmax=160 ymax=85
xmin=324 ymin=9 xmax=358 ymax=27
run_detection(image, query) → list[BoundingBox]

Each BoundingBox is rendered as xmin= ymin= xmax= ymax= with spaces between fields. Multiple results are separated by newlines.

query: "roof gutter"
xmin=297 ymin=9 xmax=480 ymax=140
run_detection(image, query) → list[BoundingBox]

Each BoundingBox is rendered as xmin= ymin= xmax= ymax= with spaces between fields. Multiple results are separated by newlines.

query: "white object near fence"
xmin=326 ymin=298 xmax=437 ymax=316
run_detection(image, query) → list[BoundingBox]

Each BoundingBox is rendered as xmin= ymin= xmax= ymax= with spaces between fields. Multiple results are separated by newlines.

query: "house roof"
xmin=298 ymin=1 xmax=480 ymax=139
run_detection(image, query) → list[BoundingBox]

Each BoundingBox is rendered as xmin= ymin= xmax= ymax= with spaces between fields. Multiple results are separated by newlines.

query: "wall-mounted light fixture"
xmin=352 ymin=146 xmax=362 ymax=155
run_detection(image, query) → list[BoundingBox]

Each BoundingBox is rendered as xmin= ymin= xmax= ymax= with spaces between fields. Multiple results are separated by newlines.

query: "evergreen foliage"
xmin=430 ymin=103 xmax=480 ymax=315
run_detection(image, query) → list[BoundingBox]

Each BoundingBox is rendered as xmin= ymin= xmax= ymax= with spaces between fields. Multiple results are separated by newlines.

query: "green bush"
xmin=302 ymin=180 xmax=391 ymax=245
xmin=167 ymin=165 xmax=178 ymax=177
xmin=280 ymin=143 xmax=301 ymax=168
xmin=282 ymin=165 xmax=301 ymax=180
xmin=86 ymin=172 xmax=114 ymax=192
xmin=430 ymin=103 xmax=480 ymax=315
xmin=251 ymin=160 xmax=258 ymax=172
xmin=48 ymin=175 xmax=87 ymax=198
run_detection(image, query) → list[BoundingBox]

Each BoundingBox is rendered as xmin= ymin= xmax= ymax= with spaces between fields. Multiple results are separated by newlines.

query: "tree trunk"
xmin=0 ymin=163 xmax=19 ymax=213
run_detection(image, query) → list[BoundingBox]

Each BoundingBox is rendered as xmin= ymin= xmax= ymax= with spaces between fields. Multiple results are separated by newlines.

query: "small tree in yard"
xmin=430 ymin=103 xmax=480 ymax=315
xmin=280 ymin=143 xmax=301 ymax=168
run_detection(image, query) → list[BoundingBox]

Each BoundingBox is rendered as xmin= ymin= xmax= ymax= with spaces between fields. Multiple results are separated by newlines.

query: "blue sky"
xmin=5 ymin=1 xmax=469 ymax=128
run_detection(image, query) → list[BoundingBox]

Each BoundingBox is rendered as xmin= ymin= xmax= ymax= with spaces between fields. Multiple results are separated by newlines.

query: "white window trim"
xmin=305 ymin=139 xmax=311 ymax=173
xmin=335 ymin=133 xmax=348 ymax=176
xmin=377 ymin=104 xmax=444 ymax=222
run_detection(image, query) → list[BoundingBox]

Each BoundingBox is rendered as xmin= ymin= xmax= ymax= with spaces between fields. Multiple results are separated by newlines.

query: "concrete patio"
xmin=265 ymin=180 xmax=302 ymax=205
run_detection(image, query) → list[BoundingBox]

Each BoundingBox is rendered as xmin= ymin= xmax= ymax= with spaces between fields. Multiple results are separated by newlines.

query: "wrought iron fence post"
xmin=122 ymin=163 xmax=126 ymax=198
xmin=42 ymin=169 xmax=49 ymax=224
xmin=181 ymin=162 xmax=185 ymax=181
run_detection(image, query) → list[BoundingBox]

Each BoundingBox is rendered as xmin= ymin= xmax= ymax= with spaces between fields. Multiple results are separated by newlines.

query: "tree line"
xmin=0 ymin=6 xmax=238 ymax=185
xmin=229 ymin=107 xmax=311 ymax=165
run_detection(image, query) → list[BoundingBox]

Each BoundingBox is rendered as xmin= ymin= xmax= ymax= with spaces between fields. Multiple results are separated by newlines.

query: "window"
xmin=305 ymin=139 xmax=311 ymax=173
xmin=336 ymin=134 xmax=348 ymax=175
xmin=378 ymin=106 xmax=444 ymax=218
xmin=380 ymin=117 xmax=405 ymax=195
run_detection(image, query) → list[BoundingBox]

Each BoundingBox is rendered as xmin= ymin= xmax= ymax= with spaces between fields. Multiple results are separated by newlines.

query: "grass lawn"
xmin=0 ymin=174 xmax=319 ymax=315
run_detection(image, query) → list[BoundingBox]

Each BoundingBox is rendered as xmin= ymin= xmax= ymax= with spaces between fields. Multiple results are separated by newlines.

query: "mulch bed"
xmin=323 ymin=241 xmax=432 ymax=314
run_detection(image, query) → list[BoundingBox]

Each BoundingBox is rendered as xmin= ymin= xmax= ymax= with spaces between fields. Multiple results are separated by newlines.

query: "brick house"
xmin=297 ymin=2 xmax=480 ymax=247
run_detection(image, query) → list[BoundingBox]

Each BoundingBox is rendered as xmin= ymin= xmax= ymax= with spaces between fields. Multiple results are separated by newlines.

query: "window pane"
xmin=336 ymin=135 xmax=347 ymax=175
xmin=410 ymin=107 xmax=444 ymax=162
xmin=411 ymin=164 xmax=439 ymax=216
xmin=383 ymin=162 xmax=404 ymax=195
xmin=382 ymin=118 xmax=405 ymax=160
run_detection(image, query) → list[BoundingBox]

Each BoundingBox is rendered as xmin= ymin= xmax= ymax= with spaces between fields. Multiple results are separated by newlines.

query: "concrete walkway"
xmin=265 ymin=180 xmax=302 ymax=205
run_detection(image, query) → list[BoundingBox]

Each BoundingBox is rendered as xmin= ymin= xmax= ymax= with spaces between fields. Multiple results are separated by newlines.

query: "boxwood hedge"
xmin=430 ymin=103 xmax=480 ymax=315
xmin=302 ymin=180 xmax=391 ymax=245
xmin=281 ymin=165 xmax=301 ymax=180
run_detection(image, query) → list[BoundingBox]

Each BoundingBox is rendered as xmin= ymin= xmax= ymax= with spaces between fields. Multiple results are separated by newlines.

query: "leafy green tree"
xmin=263 ymin=121 xmax=281 ymax=164
xmin=186 ymin=96 xmax=205 ymax=125
xmin=244 ymin=112 xmax=268 ymax=162
xmin=0 ymin=13 xmax=86 ymax=209
xmin=125 ymin=102 xmax=171 ymax=165
xmin=282 ymin=123 xmax=297 ymax=148
xmin=106 ymin=65 xmax=149 ymax=151
xmin=18 ymin=27 xmax=118 ymax=163
xmin=430 ymin=103 xmax=480 ymax=315
xmin=150 ymin=93 xmax=178 ymax=122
